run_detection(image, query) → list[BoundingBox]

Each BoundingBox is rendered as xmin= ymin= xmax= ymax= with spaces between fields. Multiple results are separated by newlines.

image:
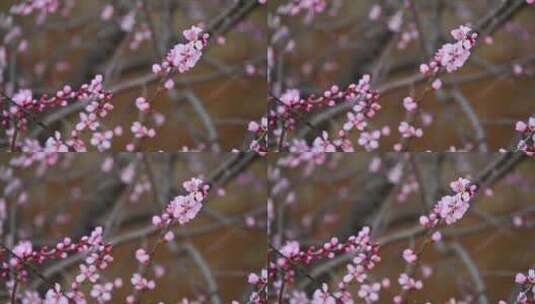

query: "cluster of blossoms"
xmin=3 ymin=75 xmax=109 ymax=132
xmin=1 ymin=226 xmax=118 ymax=303
xmin=514 ymin=268 xmax=535 ymax=303
xmin=514 ymin=116 xmax=535 ymax=155
xmin=420 ymin=25 xmax=477 ymax=75
xmin=420 ymin=177 xmax=477 ymax=227
xmin=152 ymin=25 xmax=209 ymax=76
xmin=152 ymin=177 xmax=209 ymax=233
xmin=3 ymin=74 xmax=115 ymax=152
xmin=270 ymin=227 xmax=381 ymax=303
xmin=272 ymin=74 xmax=381 ymax=152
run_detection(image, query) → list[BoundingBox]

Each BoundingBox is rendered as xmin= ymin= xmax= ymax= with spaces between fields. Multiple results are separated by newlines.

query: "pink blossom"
xmin=369 ymin=4 xmax=382 ymax=21
xmin=131 ymin=273 xmax=155 ymax=290
xmin=135 ymin=248 xmax=150 ymax=264
xmin=358 ymin=282 xmax=381 ymax=303
xmin=402 ymin=248 xmax=417 ymax=264
xmin=431 ymin=231 xmax=442 ymax=242
xmin=402 ymin=96 xmax=417 ymax=112
xmin=76 ymin=112 xmax=99 ymax=132
xmin=120 ymin=11 xmax=136 ymax=32
xmin=343 ymin=111 xmax=367 ymax=131
xmin=513 ymin=216 xmax=524 ymax=227
xmin=515 ymin=269 xmax=535 ymax=285
xmin=130 ymin=121 xmax=156 ymax=138
xmin=312 ymin=284 xmax=336 ymax=304
xmin=90 ymin=282 xmax=114 ymax=302
xmin=420 ymin=64 xmax=430 ymax=74
xmin=514 ymin=269 xmax=535 ymax=302
xmin=248 ymin=273 xmax=260 ymax=284
xmin=163 ymin=231 xmax=174 ymax=242
xmin=432 ymin=79 xmax=442 ymax=90
xmin=44 ymin=283 xmax=68 ymax=304
xmin=164 ymin=79 xmax=175 ymax=90
xmin=90 ymin=131 xmax=113 ymax=151
xmin=152 ymin=64 xmax=162 ymax=74
xmin=166 ymin=198 xmax=199 ymax=219
xmin=280 ymin=241 xmax=300 ymax=258
xmin=358 ymin=130 xmax=381 ymax=151
xmin=248 ymin=121 xmax=261 ymax=132
xmin=435 ymin=192 xmax=469 ymax=225
xmin=135 ymin=97 xmax=150 ymax=112
xmin=44 ymin=131 xmax=69 ymax=152
xmin=398 ymin=121 xmax=423 ymax=138
xmin=516 ymin=272 xmax=528 ymax=284
xmin=436 ymin=41 xmax=472 ymax=72
xmin=516 ymin=121 xmax=528 ymax=132
xmin=387 ymin=11 xmax=403 ymax=32
xmin=280 ymin=89 xmax=301 ymax=108
xmin=312 ymin=131 xmax=337 ymax=152
xmin=100 ymin=4 xmax=114 ymax=20
xmin=423 ymin=177 xmax=476 ymax=226
xmin=153 ymin=177 xmax=208 ymax=228
xmin=429 ymin=25 xmax=477 ymax=74
xmin=11 ymin=241 xmax=33 ymax=266
xmin=76 ymin=263 xmax=99 ymax=283
xmin=398 ymin=273 xmax=423 ymax=290
xmin=154 ymin=25 xmax=209 ymax=75
xmin=343 ymin=263 xmax=367 ymax=284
